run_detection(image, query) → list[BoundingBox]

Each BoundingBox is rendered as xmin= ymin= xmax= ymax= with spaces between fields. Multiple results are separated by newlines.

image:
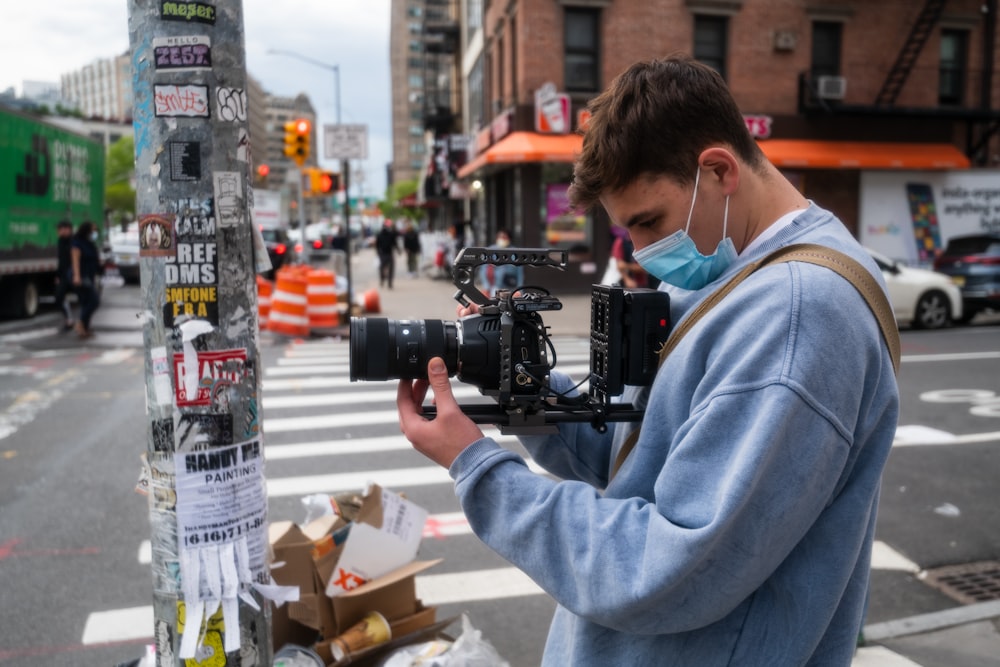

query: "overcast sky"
xmin=0 ymin=0 xmax=392 ymax=196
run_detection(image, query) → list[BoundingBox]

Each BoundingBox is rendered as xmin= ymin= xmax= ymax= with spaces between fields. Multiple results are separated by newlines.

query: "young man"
xmin=396 ymin=55 xmax=899 ymax=665
xmin=55 ymin=220 xmax=76 ymax=330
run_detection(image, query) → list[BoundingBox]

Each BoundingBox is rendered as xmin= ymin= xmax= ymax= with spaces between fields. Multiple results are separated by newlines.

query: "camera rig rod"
xmin=451 ymin=247 xmax=568 ymax=307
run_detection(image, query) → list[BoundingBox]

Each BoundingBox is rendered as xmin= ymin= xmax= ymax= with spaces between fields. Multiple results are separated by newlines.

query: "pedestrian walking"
xmin=402 ymin=221 xmax=421 ymax=278
xmin=71 ymin=220 xmax=102 ymax=339
xmin=375 ymin=219 xmax=401 ymax=289
xmin=55 ymin=219 xmax=76 ymax=330
xmin=478 ymin=228 xmax=524 ymax=297
xmin=396 ymin=55 xmax=899 ymax=666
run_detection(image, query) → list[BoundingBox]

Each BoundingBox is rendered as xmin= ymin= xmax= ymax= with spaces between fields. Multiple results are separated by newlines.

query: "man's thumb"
xmin=427 ymin=358 xmax=453 ymax=397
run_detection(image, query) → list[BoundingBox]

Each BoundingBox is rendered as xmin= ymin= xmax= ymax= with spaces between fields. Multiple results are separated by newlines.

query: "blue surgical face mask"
xmin=632 ymin=169 xmax=737 ymax=290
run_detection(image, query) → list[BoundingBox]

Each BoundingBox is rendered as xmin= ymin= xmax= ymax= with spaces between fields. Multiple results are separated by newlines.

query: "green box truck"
xmin=0 ymin=107 xmax=105 ymax=317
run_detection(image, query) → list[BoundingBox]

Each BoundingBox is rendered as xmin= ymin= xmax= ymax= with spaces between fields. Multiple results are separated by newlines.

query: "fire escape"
xmin=798 ymin=0 xmax=999 ymax=165
xmin=421 ymin=0 xmax=461 ymax=207
xmin=874 ymin=0 xmax=947 ymax=107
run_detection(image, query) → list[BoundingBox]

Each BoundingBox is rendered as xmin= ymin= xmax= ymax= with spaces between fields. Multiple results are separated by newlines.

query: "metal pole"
xmin=128 ymin=1 xmax=271 ymax=663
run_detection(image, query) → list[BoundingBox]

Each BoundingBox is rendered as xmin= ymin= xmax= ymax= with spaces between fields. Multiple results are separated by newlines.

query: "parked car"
xmin=866 ymin=248 xmax=962 ymax=329
xmin=106 ymin=222 xmax=141 ymax=285
xmin=259 ymin=227 xmax=297 ymax=279
xmin=288 ymin=225 xmax=335 ymax=267
xmin=932 ymin=233 xmax=1000 ymax=323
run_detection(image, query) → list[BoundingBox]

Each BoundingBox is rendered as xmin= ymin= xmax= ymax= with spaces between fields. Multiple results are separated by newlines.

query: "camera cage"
xmin=421 ymin=247 xmax=671 ymax=435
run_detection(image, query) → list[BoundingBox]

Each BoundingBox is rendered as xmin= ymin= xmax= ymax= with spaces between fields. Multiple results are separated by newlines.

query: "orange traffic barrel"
xmin=360 ymin=288 xmax=381 ymax=314
xmin=306 ymin=269 xmax=340 ymax=329
xmin=256 ymin=275 xmax=274 ymax=328
xmin=268 ymin=267 xmax=310 ymax=337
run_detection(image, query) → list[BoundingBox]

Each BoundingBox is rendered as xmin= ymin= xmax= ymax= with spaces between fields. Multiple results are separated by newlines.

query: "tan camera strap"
xmin=609 ymin=243 xmax=900 ymax=480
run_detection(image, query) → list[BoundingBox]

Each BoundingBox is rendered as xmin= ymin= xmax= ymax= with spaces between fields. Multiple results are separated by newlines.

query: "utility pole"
xmin=128 ymin=1 xmax=271 ymax=664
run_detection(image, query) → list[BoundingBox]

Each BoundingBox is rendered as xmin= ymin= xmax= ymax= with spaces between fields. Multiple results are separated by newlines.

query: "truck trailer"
xmin=0 ymin=107 xmax=105 ymax=318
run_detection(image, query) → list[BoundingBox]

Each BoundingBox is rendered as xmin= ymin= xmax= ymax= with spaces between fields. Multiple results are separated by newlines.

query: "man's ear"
xmin=697 ymin=147 xmax=740 ymax=197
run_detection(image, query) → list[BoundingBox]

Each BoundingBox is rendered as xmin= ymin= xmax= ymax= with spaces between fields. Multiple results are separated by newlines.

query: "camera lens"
xmin=350 ymin=317 xmax=459 ymax=381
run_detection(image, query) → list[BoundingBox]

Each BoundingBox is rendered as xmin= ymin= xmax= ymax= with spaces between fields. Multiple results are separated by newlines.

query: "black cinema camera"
xmin=349 ymin=247 xmax=671 ymax=434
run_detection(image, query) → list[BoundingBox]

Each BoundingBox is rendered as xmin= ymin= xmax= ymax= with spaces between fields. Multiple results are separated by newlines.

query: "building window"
xmin=939 ymin=29 xmax=968 ymax=106
xmin=810 ymin=21 xmax=842 ymax=79
xmin=407 ymin=5 xmax=422 ymax=18
xmin=409 ymin=74 xmax=423 ymax=88
xmin=411 ymin=142 xmax=426 ymax=155
xmin=564 ymin=8 xmax=599 ymax=92
xmin=693 ymin=15 xmax=727 ymax=79
xmin=466 ymin=0 xmax=483 ymax=36
xmin=468 ymin=55 xmax=484 ymax=129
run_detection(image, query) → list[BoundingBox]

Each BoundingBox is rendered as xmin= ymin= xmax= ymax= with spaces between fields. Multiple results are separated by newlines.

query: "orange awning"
xmin=458 ymin=131 xmax=583 ymax=179
xmin=758 ymin=139 xmax=970 ymax=170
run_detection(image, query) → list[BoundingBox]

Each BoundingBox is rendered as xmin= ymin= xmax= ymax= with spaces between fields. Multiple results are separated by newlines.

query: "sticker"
xmin=151 ymin=345 xmax=174 ymax=407
xmin=178 ymin=413 xmax=235 ymax=449
xmin=212 ymin=172 xmax=244 ymax=227
xmin=160 ymin=0 xmax=217 ymax=24
xmin=139 ymin=214 xmax=176 ymax=257
xmin=152 ymin=417 xmax=175 ymax=452
xmin=153 ymin=35 xmax=212 ymax=71
xmin=174 ymin=198 xmax=216 ymax=238
xmin=173 ymin=348 xmax=248 ymax=408
xmin=154 ymin=84 xmax=210 ymax=118
xmin=216 ymin=87 xmax=247 ymax=122
xmin=169 ymin=141 xmax=201 ymax=181
xmin=236 ymin=128 xmax=250 ymax=163
xmin=164 ymin=283 xmax=219 ymax=327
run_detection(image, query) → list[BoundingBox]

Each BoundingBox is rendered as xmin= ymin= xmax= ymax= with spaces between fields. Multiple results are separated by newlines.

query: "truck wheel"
xmin=17 ymin=279 xmax=40 ymax=318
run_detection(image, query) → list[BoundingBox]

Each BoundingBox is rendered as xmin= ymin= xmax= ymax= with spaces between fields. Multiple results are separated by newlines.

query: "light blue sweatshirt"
xmin=448 ymin=204 xmax=899 ymax=666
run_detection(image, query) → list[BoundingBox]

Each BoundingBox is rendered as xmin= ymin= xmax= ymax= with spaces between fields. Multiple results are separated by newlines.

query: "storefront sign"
xmin=535 ymin=82 xmax=570 ymax=134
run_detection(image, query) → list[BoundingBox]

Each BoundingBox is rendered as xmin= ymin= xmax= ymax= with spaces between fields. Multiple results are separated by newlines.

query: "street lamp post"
xmin=269 ymin=49 xmax=354 ymax=316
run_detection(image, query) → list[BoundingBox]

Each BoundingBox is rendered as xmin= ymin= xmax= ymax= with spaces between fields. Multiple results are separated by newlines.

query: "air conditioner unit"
xmin=773 ymin=30 xmax=797 ymax=51
xmin=816 ymin=75 xmax=847 ymax=100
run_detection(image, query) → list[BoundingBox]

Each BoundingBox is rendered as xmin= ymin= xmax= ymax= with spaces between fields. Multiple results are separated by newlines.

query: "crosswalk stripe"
xmin=262 ymin=386 xmax=486 ymax=409
xmin=82 ymin=606 xmax=154 ymax=644
xmin=267 ymin=460 xmax=546 ymax=497
xmin=416 ymin=567 xmax=543 ymax=604
xmin=266 ymin=410 xmax=402 ymax=433
xmin=265 ymin=434 xmax=519 ymax=460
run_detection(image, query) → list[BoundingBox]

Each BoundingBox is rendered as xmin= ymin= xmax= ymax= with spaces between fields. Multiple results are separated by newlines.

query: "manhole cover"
xmin=920 ymin=561 xmax=1000 ymax=604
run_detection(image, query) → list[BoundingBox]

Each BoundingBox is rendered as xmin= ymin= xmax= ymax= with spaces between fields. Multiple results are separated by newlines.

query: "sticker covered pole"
xmin=127 ymin=1 xmax=272 ymax=664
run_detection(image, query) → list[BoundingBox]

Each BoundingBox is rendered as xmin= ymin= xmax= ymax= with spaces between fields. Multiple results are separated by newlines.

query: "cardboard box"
xmin=268 ymin=486 xmax=440 ymax=657
xmin=269 ymin=515 xmax=345 ymax=646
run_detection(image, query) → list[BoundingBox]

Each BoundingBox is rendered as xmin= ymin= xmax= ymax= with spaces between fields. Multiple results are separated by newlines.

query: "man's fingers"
xmin=424 ymin=357 xmax=457 ymax=411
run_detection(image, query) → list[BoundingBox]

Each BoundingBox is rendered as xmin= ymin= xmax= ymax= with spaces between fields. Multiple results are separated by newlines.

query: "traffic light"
xmin=317 ymin=170 xmax=340 ymax=194
xmin=303 ymin=168 xmax=340 ymax=196
xmin=283 ymin=118 xmax=311 ymax=166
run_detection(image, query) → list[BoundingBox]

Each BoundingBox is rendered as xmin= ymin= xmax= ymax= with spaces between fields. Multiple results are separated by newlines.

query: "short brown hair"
xmin=569 ymin=54 xmax=766 ymax=210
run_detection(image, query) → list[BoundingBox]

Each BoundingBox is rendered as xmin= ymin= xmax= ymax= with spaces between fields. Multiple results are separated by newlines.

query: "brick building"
xmin=450 ymin=0 xmax=999 ymax=292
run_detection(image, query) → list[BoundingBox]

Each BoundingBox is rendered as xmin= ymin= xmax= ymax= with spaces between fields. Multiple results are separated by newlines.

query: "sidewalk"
xmin=347 ymin=245 xmax=594 ymax=337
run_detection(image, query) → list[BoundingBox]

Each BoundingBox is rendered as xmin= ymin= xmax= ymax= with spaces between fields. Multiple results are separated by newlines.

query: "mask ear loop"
xmin=683 ymin=168 xmax=701 ymax=235
xmin=722 ymin=194 xmax=730 ymax=240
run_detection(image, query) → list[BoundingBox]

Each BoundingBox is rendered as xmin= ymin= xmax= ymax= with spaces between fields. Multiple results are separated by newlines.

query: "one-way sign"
xmin=324 ymin=124 xmax=368 ymax=160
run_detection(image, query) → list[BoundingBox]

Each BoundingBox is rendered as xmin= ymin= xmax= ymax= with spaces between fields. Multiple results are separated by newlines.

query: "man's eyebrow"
xmin=623 ymin=209 xmax=657 ymax=229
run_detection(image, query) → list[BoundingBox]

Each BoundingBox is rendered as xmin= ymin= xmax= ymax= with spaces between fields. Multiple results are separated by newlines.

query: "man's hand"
xmin=397 ymin=357 xmax=484 ymax=468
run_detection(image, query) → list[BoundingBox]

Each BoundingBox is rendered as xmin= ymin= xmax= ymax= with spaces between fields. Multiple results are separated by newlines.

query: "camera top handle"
xmin=451 ymin=247 xmax=568 ymax=307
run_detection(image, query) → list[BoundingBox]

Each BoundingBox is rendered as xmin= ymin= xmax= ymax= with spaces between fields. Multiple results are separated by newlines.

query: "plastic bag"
xmin=378 ymin=614 xmax=509 ymax=667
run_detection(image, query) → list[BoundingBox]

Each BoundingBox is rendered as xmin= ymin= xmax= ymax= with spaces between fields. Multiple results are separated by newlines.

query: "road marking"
xmin=82 ymin=606 xmax=154 ymax=644
xmin=901 ymin=351 xmax=1000 ymax=363
xmin=265 ymin=434 xmax=519 ymax=460
xmin=416 ymin=567 xmax=543 ymax=604
xmin=894 ymin=425 xmax=1000 ymax=446
xmin=266 ymin=460 xmax=546 ymax=497
xmin=871 ymin=541 xmax=919 ymax=572
xmin=852 ymin=646 xmax=922 ymax=666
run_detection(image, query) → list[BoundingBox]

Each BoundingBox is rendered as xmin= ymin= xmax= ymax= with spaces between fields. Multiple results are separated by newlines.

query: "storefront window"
xmin=542 ymin=164 xmax=591 ymax=251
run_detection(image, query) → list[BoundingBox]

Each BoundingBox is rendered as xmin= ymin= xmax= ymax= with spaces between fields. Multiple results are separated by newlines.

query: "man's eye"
xmin=637 ymin=218 xmax=657 ymax=229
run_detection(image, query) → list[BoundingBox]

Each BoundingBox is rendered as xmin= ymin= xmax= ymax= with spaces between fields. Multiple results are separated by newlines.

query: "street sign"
xmin=324 ymin=123 xmax=368 ymax=160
